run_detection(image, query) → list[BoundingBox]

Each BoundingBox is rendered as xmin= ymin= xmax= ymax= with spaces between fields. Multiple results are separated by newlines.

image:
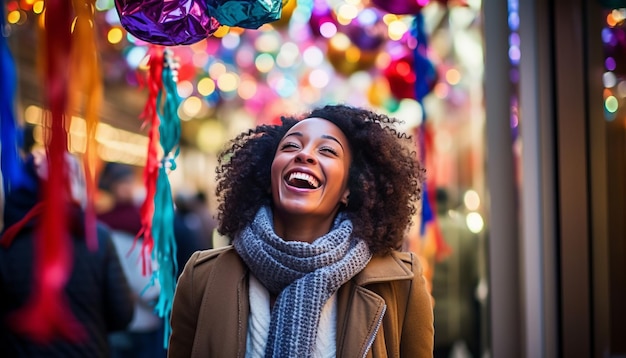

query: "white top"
xmin=245 ymin=274 xmax=337 ymax=358
xmin=109 ymin=231 xmax=162 ymax=332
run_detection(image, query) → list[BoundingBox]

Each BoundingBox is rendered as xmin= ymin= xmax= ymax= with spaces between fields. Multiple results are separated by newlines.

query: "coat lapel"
xmin=335 ymin=253 xmax=414 ymax=358
xmin=193 ymin=249 xmax=249 ymax=358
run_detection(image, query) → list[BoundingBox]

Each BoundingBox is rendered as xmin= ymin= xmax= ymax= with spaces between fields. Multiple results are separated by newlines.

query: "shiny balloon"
xmin=383 ymin=51 xmax=438 ymax=100
xmin=115 ymin=0 xmax=220 ymax=45
xmin=367 ymin=77 xmax=392 ymax=107
xmin=308 ymin=0 xmax=337 ymax=38
xmin=272 ymin=0 xmax=297 ymax=29
xmin=343 ymin=9 xmax=386 ymax=51
xmin=327 ymin=34 xmax=378 ymax=76
xmin=384 ymin=53 xmax=417 ymax=100
xmin=206 ymin=0 xmax=283 ymax=29
xmin=370 ymin=0 xmax=426 ymax=15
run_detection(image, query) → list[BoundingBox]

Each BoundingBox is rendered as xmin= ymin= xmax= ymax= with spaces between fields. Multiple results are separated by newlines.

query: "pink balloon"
xmin=343 ymin=8 xmax=386 ymax=51
xmin=370 ymin=0 xmax=428 ymax=15
xmin=308 ymin=0 xmax=337 ymax=38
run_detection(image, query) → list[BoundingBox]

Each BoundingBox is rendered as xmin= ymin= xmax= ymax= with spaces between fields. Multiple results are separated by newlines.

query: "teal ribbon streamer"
xmin=152 ymin=51 xmax=181 ymax=348
xmin=0 ymin=5 xmax=24 ymax=193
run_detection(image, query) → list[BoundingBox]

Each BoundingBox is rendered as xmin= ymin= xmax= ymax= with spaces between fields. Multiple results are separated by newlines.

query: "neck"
xmin=272 ymin=210 xmax=339 ymax=244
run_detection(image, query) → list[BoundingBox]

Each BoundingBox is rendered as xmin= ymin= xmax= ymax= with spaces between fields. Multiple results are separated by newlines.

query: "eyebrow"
xmin=284 ymin=132 xmax=345 ymax=150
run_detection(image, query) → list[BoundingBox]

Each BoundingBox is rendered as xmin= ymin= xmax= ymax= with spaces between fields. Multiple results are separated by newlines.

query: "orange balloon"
xmin=327 ymin=35 xmax=379 ymax=76
xmin=367 ymin=77 xmax=391 ymax=107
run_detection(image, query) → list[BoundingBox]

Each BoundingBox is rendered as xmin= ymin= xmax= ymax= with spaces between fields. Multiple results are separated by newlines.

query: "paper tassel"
xmin=0 ymin=3 xmax=24 ymax=193
xmin=8 ymin=0 xmax=86 ymax=343
xmin=69 ymin=0 xmax=103 ymax=250
xmin=136 ymin=46 xmax=181 ymax=348
xmin=136 ymin=45 xmax=164 ymax=275
xmin=152 ymin=48 xmax=181 ymax=348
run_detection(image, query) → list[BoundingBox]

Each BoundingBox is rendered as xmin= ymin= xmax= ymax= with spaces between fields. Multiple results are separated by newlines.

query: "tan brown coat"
xmin=168 ymin=246 xmax=434 ymax=358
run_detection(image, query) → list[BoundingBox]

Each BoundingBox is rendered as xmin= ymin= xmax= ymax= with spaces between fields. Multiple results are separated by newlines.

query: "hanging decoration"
xmin=115 ymin=0 xmax=221 ymax=45
xmin=152 ymin=48 xmax=182 ymax=348
xmin=135 ymin=45 xmax=182 ymax=348
xmin=6 ymin=0 xmax=86 ymax=343
xmin=69 ymin=0 xmax=102 ymax=249
xmin=136 ymin=46 xmax=163 ymax=277
xmin=114 ymin=0 xmax=286 ymax=46
xmin=206 ymin=0 xmax=284 ymax=29
xmin=371 ymin=0 xmax=428 ymax=15
xmin=384 ymin=51 xmax=420 ymax=100
xmin=308 ymin=0 xmax=336 ymax=38
xmin=0 ymin=2 xmax=24 ymax=193
xmin=272 ymin=0 xmax=297 ymax=28
xmin=410 ymin=14 xmax=451 ymax=261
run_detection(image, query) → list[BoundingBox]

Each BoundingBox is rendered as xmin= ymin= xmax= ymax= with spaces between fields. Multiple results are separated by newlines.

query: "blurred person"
xmin=0 ymin=151 xmax=134 ymax=357
xmin=168 ymin=104 xmax=434 ymax=357
xmin=190 ymin=190 xmax=218 ymax=248
xmin=431 ymin=188 xmax=481 ymax=358
xmin=97 ymin=162 xmax=166 ymax=358
xmin=97 ymin=162 xmax=142 ymax=236
xmin=173 ymin=192 xmax=207 ymax=278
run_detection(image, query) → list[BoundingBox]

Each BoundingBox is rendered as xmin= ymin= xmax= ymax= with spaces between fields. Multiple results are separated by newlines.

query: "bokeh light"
xmin=466 ymin=212 xmax=485 ymax=234
xmin=464 ymin=190 xmax=481 ymax=211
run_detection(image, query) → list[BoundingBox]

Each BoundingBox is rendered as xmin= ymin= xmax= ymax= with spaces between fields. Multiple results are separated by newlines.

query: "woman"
xmin=168 ymin=104 xmax=434 ymax=357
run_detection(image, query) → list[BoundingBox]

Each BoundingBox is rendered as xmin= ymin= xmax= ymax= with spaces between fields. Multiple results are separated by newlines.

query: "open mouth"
xmin=285 ymin=171 xmax=321 ymax=189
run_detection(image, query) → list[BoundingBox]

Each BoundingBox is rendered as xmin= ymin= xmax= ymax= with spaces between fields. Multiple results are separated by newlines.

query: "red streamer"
xmin=6 ymin=0 xmax=87 ymax=343
xmin=135 ymin=45 xmax=164 ymax=276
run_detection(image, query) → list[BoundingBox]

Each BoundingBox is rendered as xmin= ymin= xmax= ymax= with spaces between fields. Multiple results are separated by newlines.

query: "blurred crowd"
xmin=0 ymin=132 xmax=217 ymax=357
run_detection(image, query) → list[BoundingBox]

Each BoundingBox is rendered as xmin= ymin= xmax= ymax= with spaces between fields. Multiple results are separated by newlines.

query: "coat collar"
xmin=354 ymin=251 xmax=415 ymax=285
xmin=198 ymin=247 xmax=413 ymax=358
xmin=335 ymin=251 xmax=414 ymax=358
xmin=193 ymin=247 xmax=249 ymax=357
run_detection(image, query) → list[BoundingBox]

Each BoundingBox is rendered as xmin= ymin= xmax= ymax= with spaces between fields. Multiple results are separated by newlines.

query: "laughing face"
xmin=270 ymin=117 xmax=352 ymax=225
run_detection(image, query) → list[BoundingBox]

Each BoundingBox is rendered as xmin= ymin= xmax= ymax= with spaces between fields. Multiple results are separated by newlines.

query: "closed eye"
xmin=320 ymin=146 xmax=338 ymax=156
xmin=280 ymin=142 xmax=300 ymax=150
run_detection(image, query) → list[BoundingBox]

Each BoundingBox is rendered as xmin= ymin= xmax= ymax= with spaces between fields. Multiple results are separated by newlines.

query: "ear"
xmin=341 ymin=189 xmax=350 ymax=206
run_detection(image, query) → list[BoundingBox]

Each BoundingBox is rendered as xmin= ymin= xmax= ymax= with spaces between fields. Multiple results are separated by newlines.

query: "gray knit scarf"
xmin=233 ymin=206 xmax=372 ymax=358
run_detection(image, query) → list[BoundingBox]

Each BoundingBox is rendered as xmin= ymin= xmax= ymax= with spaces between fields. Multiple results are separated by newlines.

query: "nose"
xmin=295 ymin=149 xmax=317 ymax=164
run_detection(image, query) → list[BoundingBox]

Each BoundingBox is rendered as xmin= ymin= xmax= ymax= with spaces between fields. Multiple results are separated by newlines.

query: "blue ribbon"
xmin=411 ymin=13 xmax=437 ymax=104
xmin=0 ymin=5 xmax=24 ymax=194
xmin=411 ymin=14 xmax=437 ymax=235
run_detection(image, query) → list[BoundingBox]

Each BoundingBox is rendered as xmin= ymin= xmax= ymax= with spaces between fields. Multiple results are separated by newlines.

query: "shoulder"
xmin=187 ymin=245 xmax=237 ymax=267
xmin=355 ymin=251 xmax=421 ymax=286
xmin=180 ymin=245 xmax=244 ymax=282
xmin=175 ymin=245 xmax=246 ymax=305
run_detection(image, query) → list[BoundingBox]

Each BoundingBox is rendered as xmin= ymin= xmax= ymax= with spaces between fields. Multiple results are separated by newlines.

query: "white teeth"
xmin=288 ymin=172 xmax=320 ymax=188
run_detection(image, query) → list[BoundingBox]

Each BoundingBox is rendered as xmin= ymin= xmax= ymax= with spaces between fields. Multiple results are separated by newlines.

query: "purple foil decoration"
xmin=371 ymin=0 xmax=425 ymax=15
xmin=115 ymin=0 xmax=221 ymax=45
xmin=206 ymin=0 xmax=283 ymax=29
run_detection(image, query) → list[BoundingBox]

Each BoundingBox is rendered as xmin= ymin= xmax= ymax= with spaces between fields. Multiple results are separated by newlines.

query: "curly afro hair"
xmin=215 ymin=104 xmax=425 ymax=255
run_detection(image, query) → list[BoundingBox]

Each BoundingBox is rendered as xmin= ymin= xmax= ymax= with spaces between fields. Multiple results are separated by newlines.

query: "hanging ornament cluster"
xmin=0 ymin=0 xmax=83 ymax=344
xmin=114 ymin=0 xmax=285 ymax=45
xmin=135 ymin=46 xmax=182 ymax=347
